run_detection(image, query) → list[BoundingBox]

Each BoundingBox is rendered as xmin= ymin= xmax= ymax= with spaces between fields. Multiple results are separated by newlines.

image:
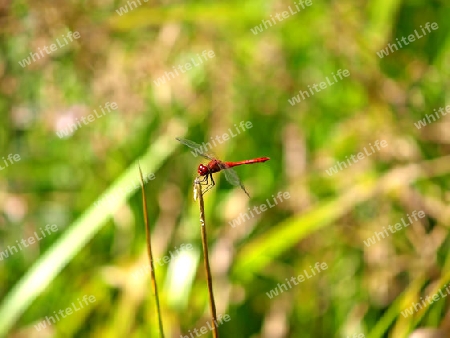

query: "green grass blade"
xmin=0 ymin=121 xmax=185 ymax=336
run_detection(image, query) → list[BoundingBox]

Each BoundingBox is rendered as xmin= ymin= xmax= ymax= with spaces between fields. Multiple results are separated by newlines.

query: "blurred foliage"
xmin=1 ymin=0 xmax=450 ymax=337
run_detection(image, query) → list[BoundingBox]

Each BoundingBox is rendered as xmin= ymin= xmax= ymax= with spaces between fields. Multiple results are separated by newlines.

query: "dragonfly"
xmin=176 ymin=137 xmax=270 ymax=197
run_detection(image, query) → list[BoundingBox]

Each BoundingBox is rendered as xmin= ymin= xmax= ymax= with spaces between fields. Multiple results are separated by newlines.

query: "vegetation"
xmin=1 ymin=1 xmax=450 ymax=337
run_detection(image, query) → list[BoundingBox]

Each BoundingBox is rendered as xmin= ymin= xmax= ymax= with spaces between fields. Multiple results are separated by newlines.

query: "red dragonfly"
xmin=176 ymin=137 xmax=270 ymax=197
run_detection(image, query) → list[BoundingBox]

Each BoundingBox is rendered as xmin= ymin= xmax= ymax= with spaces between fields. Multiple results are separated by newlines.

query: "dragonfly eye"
xmin=198 ymin=164 xmax=209 ymax=176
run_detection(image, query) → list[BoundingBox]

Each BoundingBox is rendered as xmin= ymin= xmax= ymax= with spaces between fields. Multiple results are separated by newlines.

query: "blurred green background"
xmin=1 ymin=1 xmax=450 ymax=337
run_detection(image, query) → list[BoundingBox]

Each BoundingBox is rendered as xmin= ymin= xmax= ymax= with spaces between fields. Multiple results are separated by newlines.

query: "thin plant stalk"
xmin=139 ymin=164 xmax=165 ymax=338
xmin=194 ymin=179 xmax=219 ymax=338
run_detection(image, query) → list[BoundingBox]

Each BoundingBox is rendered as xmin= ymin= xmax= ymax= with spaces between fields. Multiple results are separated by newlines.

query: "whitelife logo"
xmin=132 ymin=243 xmax=193 ymax=280
xmin=180 ymin=314 xmax=231 ymax=338
xmin=153 ymin=50 xmax=215 ymax=86
xmin=116 ymin=0 xmax=148 ymax=16
xmin=401 ymin=283 xmax=450 ymax=318
xmin=188 ymin=121 xmax=253 ymax=158
xmin=229 ymin=191 xmax=290 ymax=228
xmin=56 ymin=102 xmax=118 ymax=138
xmin=250 ymin=0 xmax=313 ymax=35
xmin=0 ymin=224 xmax=59 ymax=261
xmin=363 ymin=210 xmax=425 ymax=247
xmin=325 ymin=140 xmax=387 ymax=176
xmin=376 ymin=22 xmax=438 ymax=58
xmin=266 ymin=262 xmax=328 ymax=299
xmin=34 ymin=295 xmax=96 ymax=331
xmin=0 ymin=153 xmax=21 ymax=171
xmin=18 ymin=31 xmax=80 ymax=67
xmin=94 ymin=172 xmax=156 ymax=210
xmin=288 ymin=69 xmax=350 ymax=106
xmin=414 ymin=103 xmax=450 ymax=129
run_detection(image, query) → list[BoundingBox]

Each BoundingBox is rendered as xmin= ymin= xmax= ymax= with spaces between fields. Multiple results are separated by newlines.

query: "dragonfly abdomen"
xmin=224 ymin=157 xmax=270 ymax=168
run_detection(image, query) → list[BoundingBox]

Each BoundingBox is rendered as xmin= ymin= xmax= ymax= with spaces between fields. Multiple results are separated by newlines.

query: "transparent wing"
xmin=220 ymin=163 xmax=250 ymax=197
xmin=176 ymin=137 xmax=215 ymax=160
xmin=221 ymin=166 xmax=240 ymax=186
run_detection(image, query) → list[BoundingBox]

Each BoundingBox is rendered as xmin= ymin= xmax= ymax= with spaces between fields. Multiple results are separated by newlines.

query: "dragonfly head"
xmin=197 ymin=164 xmax=209 ymax=176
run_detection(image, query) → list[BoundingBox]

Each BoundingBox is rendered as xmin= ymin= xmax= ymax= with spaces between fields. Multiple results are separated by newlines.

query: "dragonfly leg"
xmin=197 ymin=172 xmax=215 ymax=195
xmin=201 ymin=173 xmax=215 ymax=194
xmin=240 ymin=183 xmax=250 ymax=197
xmin=193 ymin=172 xmax=215 ymax=195
xmin=196 ymin=175 xmax=209 ymax=184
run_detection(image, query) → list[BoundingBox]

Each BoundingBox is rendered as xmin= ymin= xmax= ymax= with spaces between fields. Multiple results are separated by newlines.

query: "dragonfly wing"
xmin=176 ymin=137 xmax=203 ymax=150
xmin=220 ymin=163 xmax=250 ymax=197
xmin=221 ymin=166 xmax=240 ymax=186
xmin=176 ymin=137 xmax=215 ymax=160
